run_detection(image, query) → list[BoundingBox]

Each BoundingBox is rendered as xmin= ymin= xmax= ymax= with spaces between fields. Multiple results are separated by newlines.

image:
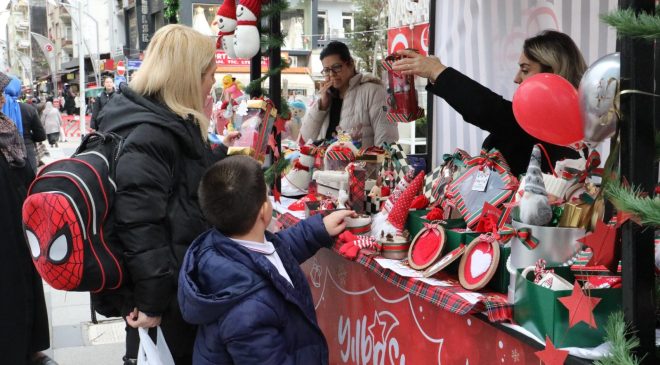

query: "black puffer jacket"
xmin=91 ymin=90 xmax=115 ymax=130
xmin=97 ymin=84 xmax=226 ymax=315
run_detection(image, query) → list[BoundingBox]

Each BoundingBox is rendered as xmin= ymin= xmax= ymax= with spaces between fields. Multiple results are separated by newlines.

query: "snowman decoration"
xmin=214 ymin=0 xmax=238 ymax=58
xmin=233 ymin=0 xmax=263 ymax=59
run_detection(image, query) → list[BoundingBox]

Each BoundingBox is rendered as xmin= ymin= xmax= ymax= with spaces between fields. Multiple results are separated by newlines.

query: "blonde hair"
xmin=130 ymin=24 xmax=215 ymax=139
xmin=523 ymin=30 xmax=587 ymax=88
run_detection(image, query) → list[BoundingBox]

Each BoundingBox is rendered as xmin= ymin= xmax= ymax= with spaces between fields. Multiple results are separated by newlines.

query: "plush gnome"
xmin=215 ymin=0 xmax=238 ymax=58
xmin=519 ymin=145 xmax=553 ymax=226
xmin=371 ymin=171 xmax=425 ymax=237
xmin=281 ymin=145 xmax=315 ymax=196
xmin=233 ymin=0 xmax=264 ymax=59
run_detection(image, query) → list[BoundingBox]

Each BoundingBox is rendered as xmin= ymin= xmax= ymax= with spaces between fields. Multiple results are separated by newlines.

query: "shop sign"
xmin=127 ymin=59 xmax=142 ymax=70
xmin=136 ymin=0 xmax=151 ymax=50
xmin=215 ymin=51 xmax=270 ymax=68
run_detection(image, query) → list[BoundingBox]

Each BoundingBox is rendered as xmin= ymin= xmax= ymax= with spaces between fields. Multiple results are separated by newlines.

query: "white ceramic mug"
xmin=521 ymin=266 xmax=574 ymax=291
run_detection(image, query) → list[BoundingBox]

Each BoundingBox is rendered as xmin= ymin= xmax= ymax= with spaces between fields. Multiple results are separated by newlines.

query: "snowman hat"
xmin=387 ymin=171 xmax=425 ymax=231
xmin=523 ymin=145 xmax=548 ymax=196
xmin=217 ymin=0 xmax=237 ymax=18
xmin=239 ymin=0 xmax=262 ymax=17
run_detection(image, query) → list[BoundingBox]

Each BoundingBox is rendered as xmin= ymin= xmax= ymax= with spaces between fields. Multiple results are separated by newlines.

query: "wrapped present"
xmin=324 ymin=134 xmax=358 ymax=171
xmin=348 ymin=164 xmax=366 ymax=213
xmin=377 ymin=232 xmax=410 ymax=259
xmin=356 ymin=146 xmax=386 ymax=180
xmin=345 ymin=214 xmax=372 ymax=235
xmin=228 ymin=98 xmax=277 ymax=162
xmin=446 ymin=149 xmax=514 ymax=229
xmin=514 ymin=266 xmax=622 ymax=348
xmin=381 ymin=52 xmax=425 ymax=123
xmin=424 ymin=149 xmax=472 ymax=205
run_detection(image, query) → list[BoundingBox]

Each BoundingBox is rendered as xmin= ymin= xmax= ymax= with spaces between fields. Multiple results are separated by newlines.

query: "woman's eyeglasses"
xmin=321 ymin=63 xmax=344 ymax=76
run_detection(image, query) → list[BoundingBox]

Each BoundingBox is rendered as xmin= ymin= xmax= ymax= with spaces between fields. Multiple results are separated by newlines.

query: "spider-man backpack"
xmin=22 ymin=132 xmax=126 ymax=293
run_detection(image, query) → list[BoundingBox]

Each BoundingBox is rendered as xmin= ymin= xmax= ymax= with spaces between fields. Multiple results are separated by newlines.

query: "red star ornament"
xmin=268 ymin=134 xmax=280 ymax=158
xmin=274 ymin=117 xmax=287 ymax=135
xmin=535 ymin=336 xmax=569 ymax=365
xmin=577 ymin=220 xmax=619 ymax=272
xmin=272 ymin=184 xmax=281 ymax=203
xmin=558 ymin=280 xmax=602 ymax=329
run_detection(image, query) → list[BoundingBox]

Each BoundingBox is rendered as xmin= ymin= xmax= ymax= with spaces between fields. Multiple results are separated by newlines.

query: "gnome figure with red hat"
xmin=215 ymin=0 xmax=237 ymax=58
xmin=234 ymin=0 xmax=265 ymax=59
xmin=370 ymin=171 xmax=425 ymax=237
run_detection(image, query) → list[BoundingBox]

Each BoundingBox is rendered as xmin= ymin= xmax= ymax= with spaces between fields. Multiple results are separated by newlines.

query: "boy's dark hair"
xmin=198 ymin=155 xmax=267 ymax=236
xmin=320 ymin=41 xmax=353 ymax=63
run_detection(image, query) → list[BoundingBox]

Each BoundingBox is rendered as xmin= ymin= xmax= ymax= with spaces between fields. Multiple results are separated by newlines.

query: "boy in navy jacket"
xmin=178 ymin=155 xmax=353 ymax=365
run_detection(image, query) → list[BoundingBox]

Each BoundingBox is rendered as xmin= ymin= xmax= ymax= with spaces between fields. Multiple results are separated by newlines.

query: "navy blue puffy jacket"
xmin=178 ymin=214 xmax=332 ymax=365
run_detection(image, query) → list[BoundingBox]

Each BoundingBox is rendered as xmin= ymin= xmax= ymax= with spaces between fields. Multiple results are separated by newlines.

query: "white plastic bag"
xmin=137 ymin=327 xmax=175 ymax=365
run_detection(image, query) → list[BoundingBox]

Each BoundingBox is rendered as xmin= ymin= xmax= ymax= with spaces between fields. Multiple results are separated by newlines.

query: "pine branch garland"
xmin=601 ymin=8 xmax=660 ymax=40
xmin=261 ymin=0 xmax=290 ymax=19
xmin=264 ymin=156 xmax=291 ymax=186
xmin=594 ymin=312 xmax=642 ymax=365
xmin=604 ymin=179 xmax=660 ymax=227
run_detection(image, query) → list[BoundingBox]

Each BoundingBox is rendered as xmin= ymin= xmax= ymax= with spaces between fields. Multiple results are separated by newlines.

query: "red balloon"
xmin=512 ymin=73 xmax=584 ymax=146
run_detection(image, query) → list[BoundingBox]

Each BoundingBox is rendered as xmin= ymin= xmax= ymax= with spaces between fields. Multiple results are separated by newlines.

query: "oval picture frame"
xmin=423 ymin=243 xmax=466 ymax=278
xmin=407 ymin=223 xmax=446 ymax=270
xmin=458 ymin=236 xmax=500 ymax=290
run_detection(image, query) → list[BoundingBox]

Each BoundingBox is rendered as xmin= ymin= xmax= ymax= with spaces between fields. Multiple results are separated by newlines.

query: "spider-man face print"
xmin=22 ymin=193 xmax=84 ymax=290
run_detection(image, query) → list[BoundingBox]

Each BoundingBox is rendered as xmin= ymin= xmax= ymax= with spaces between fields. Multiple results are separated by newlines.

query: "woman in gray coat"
xmin=41 ymin=101 xmax=62 ymax=147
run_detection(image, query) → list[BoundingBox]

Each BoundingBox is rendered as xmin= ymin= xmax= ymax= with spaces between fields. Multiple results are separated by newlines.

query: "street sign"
xmin=116 ymin=60 xmax=125 ymax=76
xmin=127 ymin=60 xmax=142 ymax=70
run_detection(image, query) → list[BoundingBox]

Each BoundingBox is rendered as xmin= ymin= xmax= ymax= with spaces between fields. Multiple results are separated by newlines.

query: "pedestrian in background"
xmin=0 ymin=71 xmax=57 ymax=365
xmin=90 ymin=76 xmax=116 ymax=130
xmin=19 ymin=99 xmax=46 ymax=173
xmin=41 ymin=100 xmax=62 ymax=148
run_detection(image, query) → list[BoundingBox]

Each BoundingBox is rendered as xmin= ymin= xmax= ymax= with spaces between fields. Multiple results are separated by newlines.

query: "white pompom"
xmin=370 ymin=211 xmax=398 ymax=238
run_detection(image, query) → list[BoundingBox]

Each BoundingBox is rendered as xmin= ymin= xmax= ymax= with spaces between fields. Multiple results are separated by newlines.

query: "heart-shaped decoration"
xmin=470 ymin=250 xmax=492 ymax=278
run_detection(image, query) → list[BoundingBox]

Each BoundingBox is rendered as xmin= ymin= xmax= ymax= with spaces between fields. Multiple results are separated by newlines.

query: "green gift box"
xmin=514 ymin=266 xmax=622 ymax=348
xmin=406 ymin=210 xmax=466 ymax=237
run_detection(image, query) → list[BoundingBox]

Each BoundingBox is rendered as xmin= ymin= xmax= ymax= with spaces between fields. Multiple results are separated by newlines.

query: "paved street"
xmin=40 ymin=139 xmax=128 ymax=364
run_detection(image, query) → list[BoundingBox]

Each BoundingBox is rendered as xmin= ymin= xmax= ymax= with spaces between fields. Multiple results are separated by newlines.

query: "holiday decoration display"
xmin=337 ymin=231 xmax=380 ymax=260
xmin=577 ymin=220 xmax=619 ymax=272
xmin=535 ymin=336 xmax=569 ymax=365
xmin=512 ymin=73 xmax=584 ymax=146
xmin=458 ymin=235 xmax=500 ymax=290
xmin=281 ymin=145 xmax=315 ymax=196
xmin=376 ymin=232 xmax=410 ymax=259
xmin=371 ymin=171 xmax=425 ymax=237
xmin=233 ymin=0 xmax=263 ymax=59
xmin=378 ymin=143 xmax=411 ymax=186
xmin=423 ymin=244 xmax=466 ymax=277
xmin=347 ymin=164 xmax=366 ymax=213
xmin=215 ymin=0 xmax=238 ymax=58
xmin=381 ymin=52 xmax=425 ymax=123
xmin=519 ymin=145 xmax=553 ymax=226
xmin=228 ymin=98 xmax=276 ymax=162
xmin=578 ymin=53 xmax=620 ymax=147
xmin=446 ymin=149 xmax=513 ymax=229
xmin=408 ymin=222 xmax=446 ymax=270
xmin=324 ymin=134 xmax=358 ymax=171
xmin=558 ymin=280 xmax=602 ymax=329
xmin=344 ymin=214 xmax=372 ymax=236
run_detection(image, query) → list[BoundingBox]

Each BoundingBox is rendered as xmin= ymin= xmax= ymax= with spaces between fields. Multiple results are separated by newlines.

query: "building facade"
xmin=6 ymin=0 xmax=32 ymax=86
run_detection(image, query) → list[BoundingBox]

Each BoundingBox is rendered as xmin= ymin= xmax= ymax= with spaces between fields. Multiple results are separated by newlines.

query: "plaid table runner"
xmin=277 ymin=212 xmax=513 ymax=322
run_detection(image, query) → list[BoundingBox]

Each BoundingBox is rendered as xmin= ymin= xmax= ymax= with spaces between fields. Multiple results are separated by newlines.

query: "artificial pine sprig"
xmin=244 ymin=60 xmax=291 ymax=97
xmin=601 ymin=7 xmax=660 ymax=40
xmin=261 ymin=0 xmax=290 ymax=19
xmin=604 ymin=179 xmax=660 ymax=227
xmin=163 ymin=0 xmax=180 ymax=23
xmin=264 ymin=156 xmax=291 ymax=186
xmin=594 ymin=312 xmax=642 ymax=365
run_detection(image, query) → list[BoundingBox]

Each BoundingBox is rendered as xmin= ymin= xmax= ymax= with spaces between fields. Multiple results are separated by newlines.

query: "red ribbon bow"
xmin=421 ymin=222 xmax=441 ymax=238
xmin=293 ymin=160 xmax=309 ymax=171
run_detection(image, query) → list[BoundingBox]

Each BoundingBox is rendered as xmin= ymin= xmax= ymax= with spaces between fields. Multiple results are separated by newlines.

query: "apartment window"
xmin=342 ymin=12 xmax=353 ymax=37
xmin=317 ymin=10 xmax=327 ymax=39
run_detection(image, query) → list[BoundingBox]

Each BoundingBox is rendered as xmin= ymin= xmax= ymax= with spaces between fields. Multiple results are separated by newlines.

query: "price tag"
xmin=471 ymin=169 xmax=491 ymax=192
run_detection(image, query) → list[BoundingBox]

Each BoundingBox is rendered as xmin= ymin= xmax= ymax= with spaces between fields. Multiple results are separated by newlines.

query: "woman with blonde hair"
xmin=393 ymin=30 xmax=586 ymax=176
xmin=93 ymin=24 xmax=238 ymax=365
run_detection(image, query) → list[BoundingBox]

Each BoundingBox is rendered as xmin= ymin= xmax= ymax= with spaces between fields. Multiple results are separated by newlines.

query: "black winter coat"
xmin=428 ymin=67 xmax=580 ymax=177
xmin=91 ymin=90 xmax=115 ymax=130
xmin=19 ymin=103 xmax=46 ymax=143
xmin=96 ymin=85 xmax=227 ymax=361
xmin=0 ymin=154 xmax=50 ymax=364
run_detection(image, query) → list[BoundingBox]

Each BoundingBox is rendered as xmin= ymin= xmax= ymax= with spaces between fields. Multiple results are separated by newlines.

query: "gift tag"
xmin=471 ymin=169 xmax=491 ymax=192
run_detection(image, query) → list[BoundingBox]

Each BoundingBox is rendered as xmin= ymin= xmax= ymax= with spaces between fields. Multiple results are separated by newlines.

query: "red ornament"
xmin=535 ymin=336 xmax=569 ymax=365
xmin=272 ymin=184 xmax=281 ymax=203
xmin=557 ymin=280 xmax=602 ymax=329
xmin=274 ymin=117 xmax=287 ymax=135
xmin=577 ymin=220 xmax=619 ymax=272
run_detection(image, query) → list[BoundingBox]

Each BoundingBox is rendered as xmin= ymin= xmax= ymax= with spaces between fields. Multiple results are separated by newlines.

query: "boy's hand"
xmin=323 ymin=210 xmax=357 ymax=236
xmin=126 ymin=308 xmax=161 ymax=328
